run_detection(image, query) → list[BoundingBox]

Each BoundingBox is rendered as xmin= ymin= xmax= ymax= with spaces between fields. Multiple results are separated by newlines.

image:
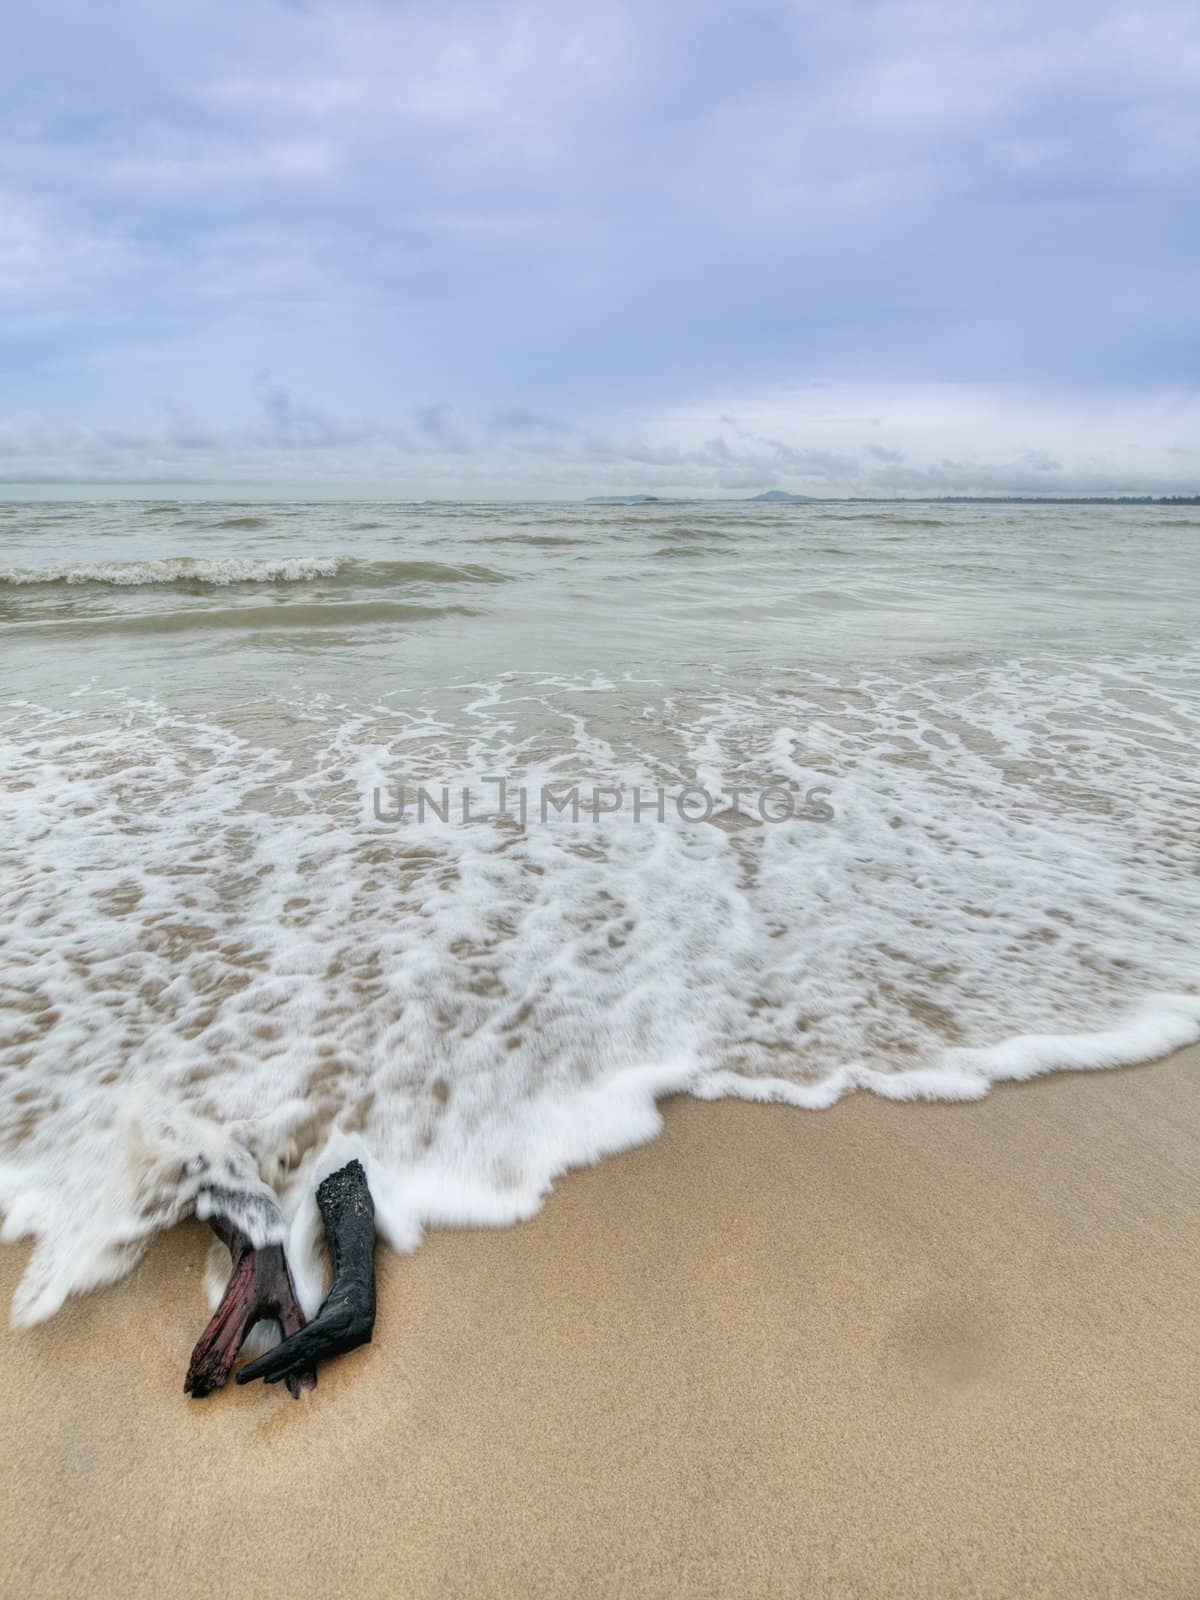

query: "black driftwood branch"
xmin=237 ymin=1159 xmax=377 ymax=1388
xmin=184 ymin=1208 xmax=317 ymax=1400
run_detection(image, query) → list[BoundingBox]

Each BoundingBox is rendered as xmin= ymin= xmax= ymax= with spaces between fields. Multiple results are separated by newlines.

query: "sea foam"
xmin=2 ymin=643 xmax=1198 ymax=1326
xmin=0 ymin=555 xmax=346 ymax=586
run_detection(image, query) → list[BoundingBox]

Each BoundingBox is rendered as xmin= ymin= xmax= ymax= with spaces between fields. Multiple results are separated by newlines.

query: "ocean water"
xmin=2 ymin=499 xmax=1198 ymax=1324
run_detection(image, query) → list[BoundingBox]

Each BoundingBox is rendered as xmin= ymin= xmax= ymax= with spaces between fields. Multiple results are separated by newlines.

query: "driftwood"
xmin=237 ymin=1159 xmax=377 ymax=1389
xmin=184 ymin=1209 xmax=317 ymax=1399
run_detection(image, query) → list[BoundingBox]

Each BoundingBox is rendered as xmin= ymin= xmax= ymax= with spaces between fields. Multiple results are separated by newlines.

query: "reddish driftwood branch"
xmin=184 ymin=1211 xmax=317 ymax=1400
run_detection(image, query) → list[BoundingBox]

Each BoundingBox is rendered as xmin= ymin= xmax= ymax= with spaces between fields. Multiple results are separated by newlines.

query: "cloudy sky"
xmin=2 ymin=0 xmax=1198 ymax=497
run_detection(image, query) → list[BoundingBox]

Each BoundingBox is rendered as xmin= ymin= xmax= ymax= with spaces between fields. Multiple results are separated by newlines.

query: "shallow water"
xmin=2 ymin=499 xmax=1198 ymax=1322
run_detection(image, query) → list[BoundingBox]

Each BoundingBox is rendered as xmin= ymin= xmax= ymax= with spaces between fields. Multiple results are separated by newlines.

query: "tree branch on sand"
xmin=183 ymin=1206 xmax=316 ymax=1399
xmin=238 ymin=1160 xmax=377 ymax=1389
xmin=183 ymin=1159 xmax=376 ymax=1399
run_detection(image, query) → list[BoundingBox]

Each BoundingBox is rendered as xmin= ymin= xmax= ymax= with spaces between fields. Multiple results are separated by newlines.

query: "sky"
xmin=2 ymin=0 xmax=1198 ymax=498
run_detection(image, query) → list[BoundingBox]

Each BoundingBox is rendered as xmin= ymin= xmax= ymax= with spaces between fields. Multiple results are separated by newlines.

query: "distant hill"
xmin=583 ymin=494 xmax=662 ymax=504
xmin=748 ymin=490 xmax=817 ymax=503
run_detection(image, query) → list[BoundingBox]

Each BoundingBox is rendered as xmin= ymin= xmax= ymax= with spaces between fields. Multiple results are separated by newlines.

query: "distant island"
xmin=748 ymin=490 xmax=817 ymax=503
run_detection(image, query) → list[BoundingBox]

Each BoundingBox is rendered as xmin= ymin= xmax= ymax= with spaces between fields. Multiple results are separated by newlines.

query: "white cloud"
xmin=1 ymin=0 xmax=1198 ymax=469
xmin=0 ymin=191 xmax=132 ymax=309
xmin=0 ymin=379 xmax=1196 ymax=498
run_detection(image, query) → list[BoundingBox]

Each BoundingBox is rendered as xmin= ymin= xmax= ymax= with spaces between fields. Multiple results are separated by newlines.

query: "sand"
xmin=2 ymin=1047 xmax=1199 ymax=1599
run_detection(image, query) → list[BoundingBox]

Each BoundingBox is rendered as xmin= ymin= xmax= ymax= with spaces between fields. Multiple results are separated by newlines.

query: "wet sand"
xmin=2 ymin=1047 xmax=1198 ymax=1599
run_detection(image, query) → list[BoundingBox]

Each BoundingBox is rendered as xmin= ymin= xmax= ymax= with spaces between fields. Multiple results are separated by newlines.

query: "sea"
xmin=2 ymin=497 xmax=1198 ymax=1322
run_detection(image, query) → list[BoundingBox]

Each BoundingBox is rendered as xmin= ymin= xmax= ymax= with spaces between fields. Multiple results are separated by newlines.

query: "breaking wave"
xmin=0 ymin=556 xmax=511 ymax=590
xmin=3 ymin=497 xmax=1199 ymax=1330
xmin=0 ymin=555 xmax=347 ymax=587
xmin=2 ymin=645 xmax=1198 ymax=1326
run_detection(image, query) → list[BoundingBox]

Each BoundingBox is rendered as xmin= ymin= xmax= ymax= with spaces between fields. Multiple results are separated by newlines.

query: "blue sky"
xmin=2 ymin=0 xmax=1198 ymax=496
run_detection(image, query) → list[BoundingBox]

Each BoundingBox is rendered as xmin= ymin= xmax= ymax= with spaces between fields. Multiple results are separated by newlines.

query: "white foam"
xmin=695 ymin=994 xmax=1200 ymax=1107
xmin=946 ymin=992 xmax=1200 ymax=1082
xmin=1 ymin=646 xmax=1198 ymax=1325
xmin=0 ymin=555 xmax=345 ymax=586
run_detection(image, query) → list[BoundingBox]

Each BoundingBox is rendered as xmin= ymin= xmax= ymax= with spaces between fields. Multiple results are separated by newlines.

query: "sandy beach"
xmin=6 ymin=0 xmax=1200 ymax=1591
xmin=3 ymin=1048 xmax=1198 ymax=1599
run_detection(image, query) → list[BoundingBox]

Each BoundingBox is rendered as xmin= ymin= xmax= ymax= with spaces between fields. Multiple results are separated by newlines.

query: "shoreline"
xmin=3 ymin=1047 xmax=1199 ymax=1598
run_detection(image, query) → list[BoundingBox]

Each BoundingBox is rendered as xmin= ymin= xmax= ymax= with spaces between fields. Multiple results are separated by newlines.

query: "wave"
xmin=479 ymin=533 xmax=583 ymax=548
xmin=0 ymin=556 xmax=512 ymax=591
xmin=650 ymin=544 xmax=727 ymax=558
xmin=18 ymin=599 xmax=484 ymax=635
xmin=696 ymin=994 xmax=1200 ymax=1109
xmin=2 ymin=650 xmax=1198 ymax=1324
xmin=0 ymin=556 xmax=347 ymax=587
